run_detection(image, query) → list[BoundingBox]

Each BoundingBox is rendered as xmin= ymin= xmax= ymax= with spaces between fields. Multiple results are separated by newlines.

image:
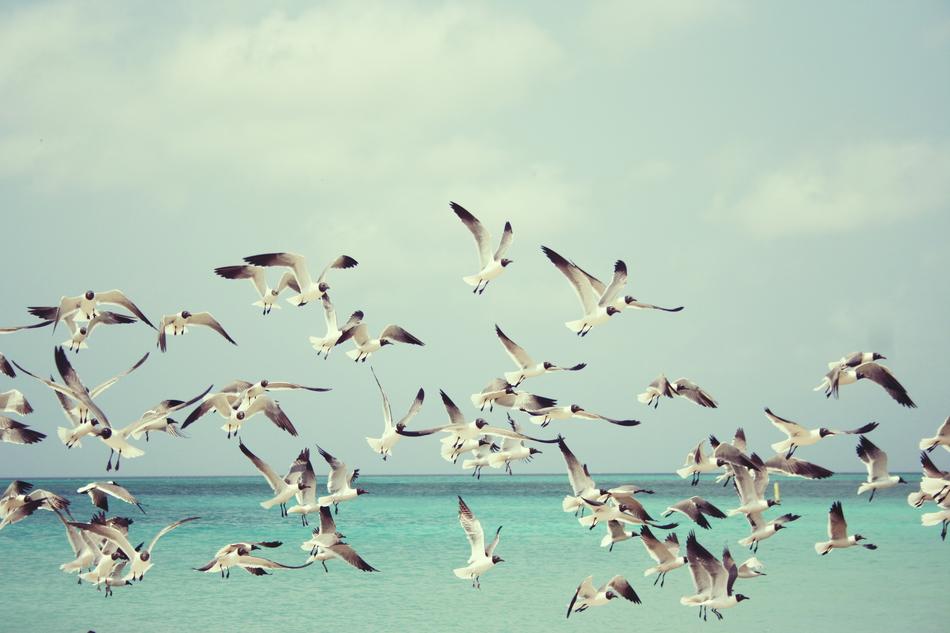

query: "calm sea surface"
xmin=0 ymin=474 xmax=946 ymax=633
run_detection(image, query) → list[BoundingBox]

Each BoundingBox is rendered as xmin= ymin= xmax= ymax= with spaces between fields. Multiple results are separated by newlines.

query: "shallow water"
xmin=0 ymin=474 xmax=945 ymax=633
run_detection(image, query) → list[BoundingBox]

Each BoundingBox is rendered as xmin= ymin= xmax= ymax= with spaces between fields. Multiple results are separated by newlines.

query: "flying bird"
xmin=816 ymin=356 xmax=915 ymax=408
xmin=157 ymin=310 xmax=237 ymax=352
xmin=541 ymin=245 xmax=624 ymax=336
xmin=920 ymin=416 xmax=950 ymax=453
xmin=681 ymin=532 xmax=750 ymax=621
xmin=764 ymin=407 xmax=878 ymax=458
xmin=315 ymin=445 xmax=369 ymax=512
xmin=77 ymin=481 xmax=145 ymax=514
xmin=340 ymin=322 xmax=424 ymax=362
xmin=214 ymin=263 xmax=297 ymax=315
xmin=523 ymin=403 xmax=639 ymax=428
xmin=303 ymin=507 xmax=379 ymax=573
xmin=58 ymin=311 xmax=137 ymax=352
xmin=0 ymin=390 xmax=33 ymax=416
xmin=662 ymin=496 xmax=727 ymax=529
xmin=637 ymin=374 xmax=676 ymax=408
xmin=182 ymin=391 xmax=297 ymax=439
xmin=676 ymin=440 xmax=720 ymax=486
xmin=238 ymin=442 xmax=311 ymax=518
xmin=454 ymin=496 xmax=503 ymax=588
xmin=566 ymin=575 xmax=641 ymax=618
xmin=856 ymin=436 xmax=907 ymax=502
xmin=599 ymin=520 xmax=638 ymax=552
xmin=639 ymin=526 xmax=687 ymax=587
xmin=762 ymin=453 xmax=834 ymax=480
xmin=309 ymin=294 xmax=363 ymax=359
xmin=494 ymin=324 xmax=585 ymax=386
xmin=28 ymin=289 xmax=155 ymax=332
xmin=449 ymin=201 xmax=513 ymax=294
xmin=241 ymin=252 xmax=358 ymax=307
xmin=365 ymin=368 xmax=424 ymax=461
xmin=195 ymin=541 xmax=308 ymax=577
xmin=0 ymin=417 xmax=45 ymax=445
xmin=814 ymin=501 xmax=876 ymax=555
xmin=470 ymin=377 xmax=556 ymax=413
xmin=670 ymin=378 xmax=718 ymax=408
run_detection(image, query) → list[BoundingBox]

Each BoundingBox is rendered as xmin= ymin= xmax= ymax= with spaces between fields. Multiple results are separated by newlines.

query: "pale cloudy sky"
xmin=1 ymin=0 xmax=948 ymax=477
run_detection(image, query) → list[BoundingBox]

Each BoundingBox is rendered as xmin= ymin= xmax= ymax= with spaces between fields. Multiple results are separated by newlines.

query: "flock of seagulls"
xmin=0 ymin=201 xmax=943 ymax=623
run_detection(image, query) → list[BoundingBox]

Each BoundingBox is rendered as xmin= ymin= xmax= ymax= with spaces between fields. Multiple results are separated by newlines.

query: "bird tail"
xmin=366 ymin=437 xmax=384 ymax=453
xmin=675 ymin=466 xmax=694 ymax=479
xmin=453 ymin=567 xmax=471 ymax=579
xmin=770 ymin=439 xmax=790 ymax=453
xmin=814 ymin=378 xmax=830 ymax=391
xmin=577 ymin=514 xmax=596 ymax=528
xmin=600 ymin=533 xmax=613 ymax=548
xmin=345 ymin=349 xmax=361 ymax=361
xmin=317 ymin=495 xmax=334 ymax=507
xmin=561 ymin=495 xmax=580 ymax=513
xmin=309 ymin=336 xmax=326 ymax=351
xmin=286 ymin=294 xmax=306 ymax=306
xmin=643 ymin=565 xmax=659 ymax=577
xmin=921 ymin=511 xmax=949 ymax=527
xmin=919 ymin=437 xmax=938 ymax=451
xmin=119 ymin=444 xmax=145 ymax=459
xmin=460 ymin=458 xmax=479 ymax=470
xmin=737 ymin=534 xmax=754 ymax=546
xmin=636 ymin=391 xmax=654 ymax=404
xmin=462 ymin=274 xmax=481 ymax=286
xmin=503 ymin=370 xmax=524 ymax=385
xmin=57 ymin=427 xmax=78 ymax=447
xmin=907 ymin=491 xmax=927 ymax=508
xmin=726 ymin=507 xmax=744 ymax=517
xmin=857 ymin=483 xmax=873 ymax=495
xmin=564 ymin=319 xmax=585 ymax=333
xmin=814 ymin=541 xmax=833 ymax=555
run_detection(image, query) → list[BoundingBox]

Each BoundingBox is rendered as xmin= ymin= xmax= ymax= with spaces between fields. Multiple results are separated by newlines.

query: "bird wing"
xmin=214 ymin=264 xmax=269 ymax=298
xmin=855 ymin=362 xmax=915 ymax=407
xmin=608 ymin=576 xmax=641 ymax=603
xmin=94 ymin=290 xmax=155 ymax=329
xmin=764 ymin=407 xmax=807 ymax=438
xmin=450 ymin=202 xmax=493 ymax=268
xmin=348 ymin=322 xmax=370 ymax=346
xmin=732 ymin=465 xmax=760 ymax=505
xmin=397 ymin=388 xmax=425 ymax=429
xmin=722 ymin=547 xmax=738 ymax=597
xmin=93 ymin=482 xmax=144 ymax=513
xmin=856 ymin=436 xmax=888 ymax=481
xmin=0 ymin=418 xmax=45 ymax=445
xmin=485 ymin=526 xmax=502 ymax=557
xmin=2 ymin=480 xmax=32 ymax=498
xmin=685 ymin=532 xmax=714 ymax=595
xmin=245 ymin=397 xmax=298 ymax=436
xmin=316 ymin=255 xmax=359 ymax=285
xmin=494 ymin=325 xmax=534 ymax=369
xmin=147 ymin=517 xmax=200 ymax=554
xmin=321 ymin=294 xmax=338 ymax=332
xmin=70 ymin=521 xmax=138 ymax=561
xmin=540 ymin=246 xmax=599 ymax=314
xmin=243 ymin=252 xmax=312 ymax=290
xmin=54 ymin=347 xmax=111 ymax=426
xmin=317 ymin=446 xmax=348 ymax=494
xmin=379 ymin=325 xmax=424 ymax=346
xmin=828 ymin=501 xmax=847 ymax=540
xmin=457 ymin=496 xmax=485 ymax=562
xmin=86 ymin=311 xmax=137 ymax=334
xmin=239 ymin=442 xmax=285 ymax=493
xmin=327 ymin=543 xmax=378 ymax=572
xmin=673 ymin=379 xmax=717 ymax=407
xmin=187 ymin=312 xmax=237 ymax=346
xmin=440 ymin=390 xmax=467 ymax=425
xmin=90 ymin=353 xmax=150 ymax=398
xmin=638 ymin=525 xmax=673 ymax=564
xmin=732 ymin=428 xmax=748 ymax=453
xmin=558 ymin=437 xmax=595 ymax=496
xmin=370 ymin=368 xmax=393 ymax=429
xmin=572 ymin=408 xmax=640 ymax=427
xmin=494 ymin=221 xmax=513 ymax=260
xmin=318 ymin=506 xmax=336 ymax=534
xmin=597 ymin=260 xmax=628 ymax=307
xmin=262 ymin=382 xmax=330 ymax=393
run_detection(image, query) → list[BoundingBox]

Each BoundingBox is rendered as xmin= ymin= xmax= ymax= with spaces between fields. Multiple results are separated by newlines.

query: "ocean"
xmin=0 ymin=473 xmax=945 ymax=633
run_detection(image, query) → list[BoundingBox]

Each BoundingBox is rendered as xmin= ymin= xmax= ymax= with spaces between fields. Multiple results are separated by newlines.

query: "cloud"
xmin=584 ymin=0 xmax=742 ymax=51
xmin=711 ymin=141 xmax=950 ymax=236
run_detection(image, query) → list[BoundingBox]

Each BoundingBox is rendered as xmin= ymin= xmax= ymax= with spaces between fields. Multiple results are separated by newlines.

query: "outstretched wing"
xmin=457 ymin=496 xmax=485 ymax=562
xmin=94 ymin=290 xmax=155 ymax=329
xmin=188 ymin=312 xmax=237 ymax=346
xmin=451 ymin=202 xmax=493 ymax=268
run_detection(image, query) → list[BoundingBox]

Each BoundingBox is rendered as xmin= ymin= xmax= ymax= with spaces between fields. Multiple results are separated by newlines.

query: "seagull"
xmin=1 ymin=480 xmax=71 ymax=530
xmin=397 ymin=390 xmax=557 ymax=463
xmin=763 ymin=453 xmax=834 ymax=480
xmin=316 ymin=445 xmax=368 ymax=512
xmin=365 ymin=368 xmax=424 ymax=461
xmin=682 ymin=532 xmax=750 ymax=621
xmin=195 ymin=541 xmax=308 ymax=577
xmin=157 ymin=310 xmax=237 ymax=352
xmin=670 ymin=378 xmax=718 ymax=408
xmin=826 ymin=351 xmax=886 ymax=369
xmin=303 ymin=507 xmax=379 ymax=572
xmin=70 ymin=516 xmax=199 ymax=581
xmin=0 ymin=353 xmax=13 ymax=378
xmin=737 ymin=557 xmax=766 ymax=578
xmin=29 ymin=289 xmax=156 ymax=333
xmin=523 ymin=403 xmax=640 ymax=428
xmin=600 ymin=520 xmax=638 ymax=551
xmin=0 ymin=320 xmax=53 ymax=338
xmin=285 ymin=448 xmax=320 ymax=526
xmin=0 ymin=389 xmax=33 ymax=416
xmin=494 ymin=324 xmax=585 ymax=386
xmin=241 ymin=252 xmax=358 ymax=307
xmin=77 ymin=482 xmax=145 ymax=514
xmin=309 ymin=294 xmax=363 ymax=359
xmin=182 ymin=391 xmax=297 ymax=439
xmin=561 ymin=263 xmax=684 ymax=316
xmin=58 ymin=311 xmax=137 ymax=352
xmin=0 ymin=417 xmax=45 ymax=445
xmin=637 ymin=374 xmax=676 ymax=408
xmin=912 ymin=451 xmax=950 ymax=509
xmin=450 ymin=201 xmax=513 ymax=294
xmin=239 ymin=442 xmax=311 ymax=517
xmin=54 ymin=508 xmax=101 ymax=578
xmin=341 ymin=322 xmax=424 ymax=362
xmin=126 ymin=386 xmax=213 ymax=441
xmin=708 ymin=435 xmax=757 ymax=471
xmin=639 ymin=526 xmax=687 ymax=587
xmin=578 ymin=494 xmax=677 ymax=531
xmin=541 ymin=245 xmax=624 ymax=336
xmin=218 ymin=379 xmax=331 ymax=403
xmin=214 ymin=263 xmax=297 ymax=315
xmin=815 ymin=501 xmax=876 ymax=555
xmin=461 ymin=440 xmax=501 ymax=480
xmin=765 ymin=407 xmax=878 ymax=458
xmin=676 ymin=440 xmax=720 ymax=486
xmin=738 ymin=511 xmax=800 ymax=553
xmin=856 ymin=436 xmax=907 ymax=502
xmin=663 ymin=496 xmax=727 ymax=529
xmin=727 ymin=456 xmax=781 ymax=517
xmin=470 ymin=377 xmax=556 ymax=412
xmin=566 ymin=575 xmax=640 ymax=618
xmin=454 ymin=496 xmax=503 ymax=588
xmin=556 ymin=436 xmax=627 ymax=515
xmin=488 ymin=413 xmax=543 ymax=474
xmin=816 ymin=357 xmax=915 ymax=408
xmin=920 ymin=417 xmax=950 ymax=453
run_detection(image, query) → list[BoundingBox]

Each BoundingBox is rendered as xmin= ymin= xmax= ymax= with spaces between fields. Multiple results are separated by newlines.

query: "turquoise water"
xmin=0 ymin=474 xmax=945 ymax=633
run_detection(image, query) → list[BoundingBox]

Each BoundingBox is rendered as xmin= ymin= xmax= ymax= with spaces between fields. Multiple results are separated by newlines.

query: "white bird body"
xmin=315 ymin=445 xmax=367 ymax=510
xmin=814 ymin=501 xmax=876 ymax=555
xmin=566 ymin=575 xmax=641 ymax=617
xmin=451 ymin=202 xmax=513 ymax=294
xmin=920 ymin=417 xmax=950 ymax=453
xmin=240 ymin=252 xmax=359 ymax=307
xmin=541 ymin=246 xmax=625 ymax=337
xmin=309 ymin=296 xmax=363 ymax=359
xmin=855 ymin=435 xmax=907 ymax=501
xmin=364 ymin=369 xmax=424 ymax=461
xmin=453 ymin=496 xmax=503 ymax=587
xmin=343 ymin=322 xmax=424 ymax=362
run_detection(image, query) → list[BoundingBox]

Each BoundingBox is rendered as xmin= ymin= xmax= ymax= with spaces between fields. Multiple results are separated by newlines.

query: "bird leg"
xmin=713 ymin=609 xmax=723 ymax=621
xmin=302 ymin=514 xmax=308 ymax=527
xmin=322 ymin=561 xmax=329 ymax=573
xmin=785 ymin=446 xmax=797 ymax=459
xmin=609 ymin=542 xmax=614 ymax=552
xmin=868 ymin=489 xmax=875 ymax=503
xmin=334 ymin=503 xmax=339 ymax=515
xmin=653 ymin=573 xmax=661 ymax=586
xmin=660 ymin=572 xmax=666 ymax=588
xmin=115 ymin=451 xmax=121 ymax=471
xmin=478 ymin=281 xmax=489 ymax=295
xmin=106 ymin=449 xmax=114 ymax=472
xmin=941 ymin=520 xmax=948 ymax=541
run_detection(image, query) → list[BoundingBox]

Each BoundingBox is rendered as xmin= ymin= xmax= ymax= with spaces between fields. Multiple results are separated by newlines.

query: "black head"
xmin=767 ymin=499 xmax=781 ymax=508
xmin=898 ymin=477 xmax=908 ymax=484
xmin=605 ymin=590 xmax=616 ymax=600
xmin=140 ymin=551 xmax=151 ymax=562
xmin=475 ymin=418 xmax=488 ymax=429
xmin=357 ymin=488 xmax=369 ymax=495
xmin=872 ymin=352 xmax=886 ymax=361
xmin=775 ymin=524 xmax=786 ymax=531
xmin=84 ymin=290 xmax=95 ymax=300
xmin=380 ymin=339 xmax=393 ymax=346
xmin=570 ymin=404 xmax=583 ymax=413
xmin=529 ymin=447 xmax=542 ymax=456
xmin=623 ymin=295 xmax=636 ymax=305
xmin=181 ymin=310 xmax=192 ymax=319
xmin=607 ymin=306 xmax=621 ymax=316
xmin=297 ymin=482 xmax=310 ymax=490
xmin=260 ymin=379 xmax=269 ymax=388
xmin=819 ymin=428 xmax=834 ymax=438
xmin=492 ymin=555 xmax=504 ymax=564
xmin=98 ymin=427 xmax=112 ymax=439
xmin=270 ymin=289 xmax=279 ymax=296
xmin=236 ymin=411 xmax=246 ymax=421
xmin=542 ymin=361 xmax=555 ymax=370
xmin=318 ymin=282 xmax=330 ymax=294
xmin=500 ymin=258 xmax=513 ymax=267
xmin=736 ymin=594 xmax=750 ymax=602
xmin=854 ymin=534 xmax=865 ymax=542
xmin=79 ymin=327 xmax=87 ymax=335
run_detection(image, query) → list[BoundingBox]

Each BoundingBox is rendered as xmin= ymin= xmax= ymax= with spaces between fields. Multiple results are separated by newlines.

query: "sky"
xmin=1 ymin=0 xmax=948 ymax=478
